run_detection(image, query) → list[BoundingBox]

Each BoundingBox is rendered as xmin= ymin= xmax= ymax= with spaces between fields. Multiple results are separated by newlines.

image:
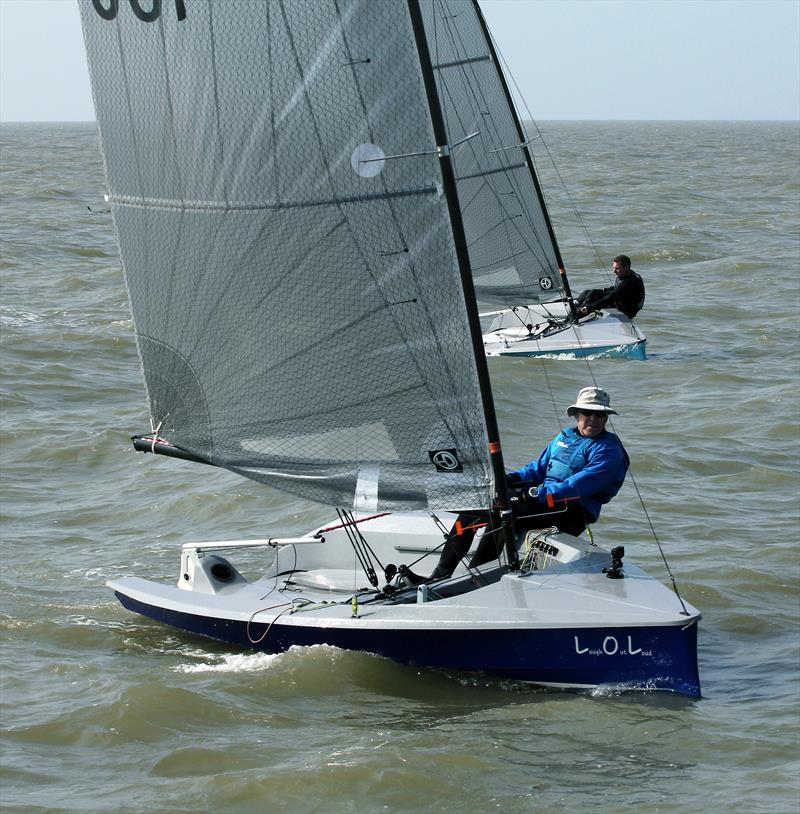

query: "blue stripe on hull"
xmin=116 ymin=591 xmax=699 ymax=697
xmin=499 ymin=340 xmax=647 ymax=360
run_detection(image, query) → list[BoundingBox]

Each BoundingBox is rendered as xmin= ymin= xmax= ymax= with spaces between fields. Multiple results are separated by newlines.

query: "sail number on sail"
xmin=91 ymin=0 xmax=187 ymax=23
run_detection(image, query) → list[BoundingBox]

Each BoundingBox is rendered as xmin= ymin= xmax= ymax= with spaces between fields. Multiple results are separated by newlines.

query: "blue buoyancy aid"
xmin=542 ymin=428 xmax=629 ymax=519
xmin=546 ymin=432 xmax=595 ymax=483
xmin=507 ymin=427 xmax=630 ymax=522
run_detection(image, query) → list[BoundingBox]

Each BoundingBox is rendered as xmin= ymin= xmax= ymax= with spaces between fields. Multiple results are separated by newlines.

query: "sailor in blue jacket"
xmin=429 ymin=387 xmax=629 ymax=580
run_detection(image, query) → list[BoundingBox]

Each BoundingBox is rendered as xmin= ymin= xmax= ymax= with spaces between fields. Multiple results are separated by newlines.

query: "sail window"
xmin=240 ymin=421 xmax=401 ymax=462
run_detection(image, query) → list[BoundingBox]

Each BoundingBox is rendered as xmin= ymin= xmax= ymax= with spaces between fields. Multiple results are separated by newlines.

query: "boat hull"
xmin=482 ymin=304 xmax=647 ymax=359
xmin=489 ymin=339 xmax=646 ymax=360
xmin=115 ymin=589 xmax=700 ymax=697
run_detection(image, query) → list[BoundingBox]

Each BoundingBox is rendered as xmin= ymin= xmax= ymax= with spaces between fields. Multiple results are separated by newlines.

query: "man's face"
xmin=612 ymin=261 xmax=631 ymax=279
xmin=576 ymin=410 xmax=607 ymax=437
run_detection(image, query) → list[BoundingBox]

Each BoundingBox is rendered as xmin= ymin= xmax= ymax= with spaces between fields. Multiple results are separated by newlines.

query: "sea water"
xmin=1 ymin=121 xmax=798 ymax=814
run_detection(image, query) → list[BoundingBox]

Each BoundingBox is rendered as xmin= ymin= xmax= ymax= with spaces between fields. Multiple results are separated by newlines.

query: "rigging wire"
xmin=433 ymin=0 xmax=561 ymax=294
xmin=246 ymin=601 xmax=295 ymax=645
xmin=246 ymin=595 xmax=341 ymax=646
xmin=259 ymin=542 xmax=299 ymax=601
xmin=487 ymin=34 xmax=612 ymax=287
xmin=337 ymin=508 xmax=380 ymax=587
xmin=397 ymin=513 xmax=495 ymax=582
xmin=432 ymin=0 xmax=637 ymax=383
xmin=441 ymin=6 xmax=598 ymax=359
xmin=484 ymin=20 xmax=689 ymax=611
xmin=536 ymin=355 xmax=564 ymax=428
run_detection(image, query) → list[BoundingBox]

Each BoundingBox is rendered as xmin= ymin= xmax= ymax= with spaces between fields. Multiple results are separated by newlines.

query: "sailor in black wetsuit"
xmin=575 ymin=254 xmax=645 ymax=319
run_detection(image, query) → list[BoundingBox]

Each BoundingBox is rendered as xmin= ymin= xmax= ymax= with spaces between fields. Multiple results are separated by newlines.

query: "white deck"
xmin=108 ymin=512 xmax=697 ymax=632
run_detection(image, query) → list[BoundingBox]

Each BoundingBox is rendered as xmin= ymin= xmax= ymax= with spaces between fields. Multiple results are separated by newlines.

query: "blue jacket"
xmin=507 ymin=427 xmax=629 ymax=522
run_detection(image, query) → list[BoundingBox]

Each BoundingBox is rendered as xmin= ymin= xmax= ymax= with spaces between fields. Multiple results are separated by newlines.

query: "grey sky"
xmin=1 ymin=0 xmax=798 ymax=121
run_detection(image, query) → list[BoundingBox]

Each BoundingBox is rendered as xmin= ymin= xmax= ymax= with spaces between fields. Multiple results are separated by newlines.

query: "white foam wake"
xmin=173 ymin=652 xmax=282 ymax=674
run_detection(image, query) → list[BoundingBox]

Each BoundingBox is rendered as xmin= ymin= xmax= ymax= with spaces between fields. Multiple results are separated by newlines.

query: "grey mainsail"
xmin=79 ymin=0 xmax=515 ymax=511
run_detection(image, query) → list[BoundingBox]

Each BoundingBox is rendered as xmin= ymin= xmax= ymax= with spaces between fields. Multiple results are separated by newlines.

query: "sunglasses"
xmin=577 ymin=409 xmax=606 ymax=418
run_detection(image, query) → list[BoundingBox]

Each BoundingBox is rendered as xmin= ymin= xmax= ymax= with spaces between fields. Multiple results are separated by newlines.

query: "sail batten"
xmin=107 ymin=186 xmax=440 ymax=211
xmin=432 ymin=55 xmax=492 ymax=70
xmin=456 ymin=162 xmax=527 ymax=182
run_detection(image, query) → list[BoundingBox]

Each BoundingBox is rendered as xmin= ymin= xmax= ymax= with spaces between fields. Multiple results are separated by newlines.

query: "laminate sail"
xmin=79 ymin=0 xmax=503 ymax=510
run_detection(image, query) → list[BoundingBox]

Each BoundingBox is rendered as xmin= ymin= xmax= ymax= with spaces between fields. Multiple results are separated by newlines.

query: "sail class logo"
xmin=538 ymin=277 xmax=553 ymax=290
xmin=429 ymin=449 xmax=463 ymax=472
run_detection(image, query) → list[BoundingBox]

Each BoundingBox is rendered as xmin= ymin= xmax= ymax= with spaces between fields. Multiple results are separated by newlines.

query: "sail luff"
xmin=406 ymin=0 xmax=513 ymax=537
xmin=470 ymin=0 xmax=575 ymax=306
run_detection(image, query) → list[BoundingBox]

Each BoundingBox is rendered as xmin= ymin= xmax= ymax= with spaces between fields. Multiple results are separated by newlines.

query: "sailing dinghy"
xmin=435 ymin=0 xmax=647 ymax=361
xmin=482 ymin=301 xmax=647 ymax=360
xmin=79 ymin=0 xmax=697 ymax=695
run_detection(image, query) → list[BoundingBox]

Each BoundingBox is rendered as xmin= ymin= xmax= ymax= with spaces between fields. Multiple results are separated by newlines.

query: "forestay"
xmin=79 ymin=0 xmax=505 ymax=511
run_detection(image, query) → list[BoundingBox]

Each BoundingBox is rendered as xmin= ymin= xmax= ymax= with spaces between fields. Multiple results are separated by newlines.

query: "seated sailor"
xmin=575 ymin=254 xmax=645 ymax=319
xmin=429 ymin=386 xmax=629 ymax=580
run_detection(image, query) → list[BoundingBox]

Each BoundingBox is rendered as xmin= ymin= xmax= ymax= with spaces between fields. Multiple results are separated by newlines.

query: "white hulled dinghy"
xmin=482 ymin=301 xmax=647 ymax=360
xmin=79 ymin=0 xmax=696 ymax=695
xmin=112 ymin=509 xmax=699 ymax=695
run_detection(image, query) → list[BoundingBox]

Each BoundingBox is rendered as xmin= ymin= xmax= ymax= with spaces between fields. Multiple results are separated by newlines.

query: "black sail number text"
xmin=91 ymin=0 xmax=187 ymax=23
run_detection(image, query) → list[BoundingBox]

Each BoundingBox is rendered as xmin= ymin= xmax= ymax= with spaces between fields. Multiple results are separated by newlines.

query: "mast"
xmin=407 ymin=0 xmax=517 ymax=568
xmin=471 ymin=0 xmax=576 ymax=311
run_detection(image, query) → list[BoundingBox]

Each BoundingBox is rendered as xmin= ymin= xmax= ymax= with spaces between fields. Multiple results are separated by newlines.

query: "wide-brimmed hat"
xmin=566 ymin=386 xmax=618 ymax=417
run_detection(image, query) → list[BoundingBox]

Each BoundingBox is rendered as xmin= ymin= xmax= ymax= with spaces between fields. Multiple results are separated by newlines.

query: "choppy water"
xmin=1 ymin=120 xmax=799 ymax=814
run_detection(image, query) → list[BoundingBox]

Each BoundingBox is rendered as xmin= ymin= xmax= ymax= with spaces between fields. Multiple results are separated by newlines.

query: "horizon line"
xmin=2 ymin=117 xmax=799 ymax=125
